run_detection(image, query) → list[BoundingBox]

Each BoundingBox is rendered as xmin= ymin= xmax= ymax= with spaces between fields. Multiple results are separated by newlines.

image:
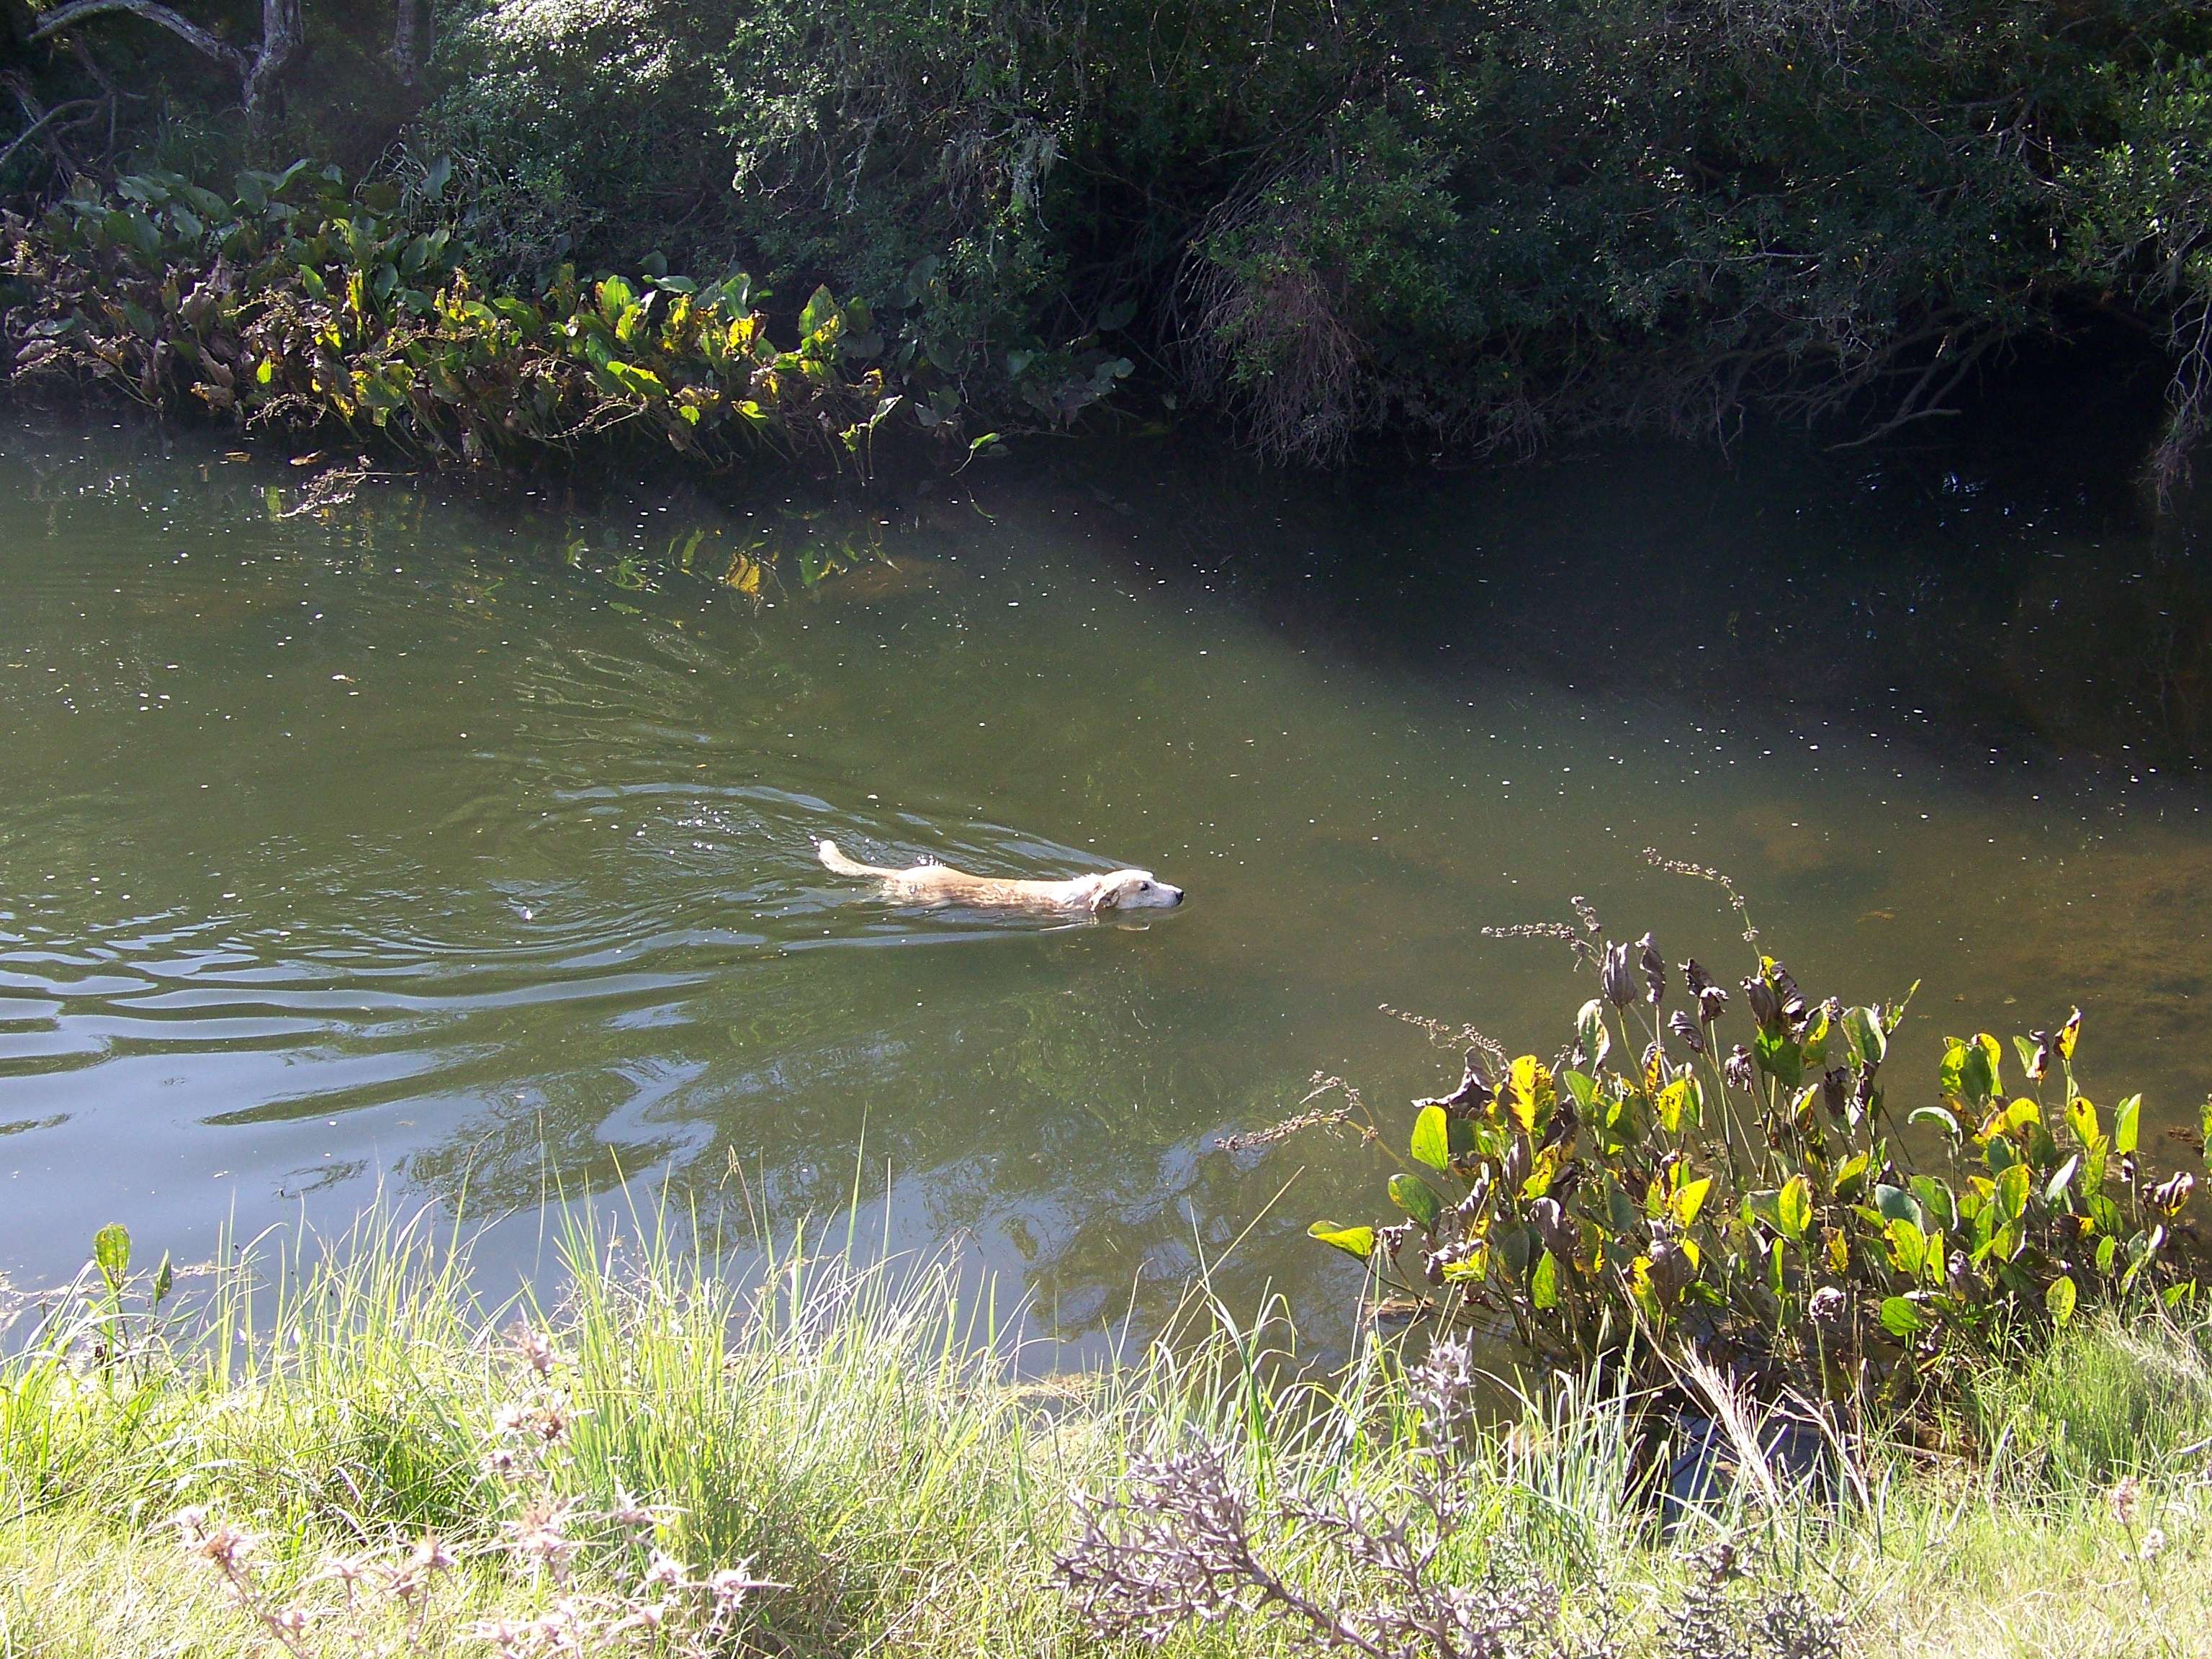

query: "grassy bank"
xmin=2 ymin=1208 xmax=2208 ymax=1658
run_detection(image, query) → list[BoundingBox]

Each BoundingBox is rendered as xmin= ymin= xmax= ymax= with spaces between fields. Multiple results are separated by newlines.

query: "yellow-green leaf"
xmin=1506 ymin=1056 xmax=1553 ymax=1135
xmin=1673 ymin=1174 xmax=1713 ymax=1227
xmin=1576 ymin=998 xmax=1610 ymax=1071
xmin=2046 ymin=1273 xmax=2078 ymax=1326
xmin=1440 ymin=1245 xmax=1490 ymax=1282
xmin=1388 ymin=1172 xmax=1442 ymax=1230
xmin=1776 ymin=1174 xmax=1812 ymax=1242
xmin=1995 ymin=1161 xmax=2032 ymax=1223
xmin=1885 ymin=1217 xmax=1926 ymax=1274
xmin=2114 ymin=1094 xmax=2141 ymax=1156
xmin=1409 ymin=1104 xmax=1452 ymax=1173
xmin=1879 ymin=1295 xmax=1924 ymax=1337
xmin=1844 ymin=1004 xmax=1887 ymax=1068
xmin=1974 ymin=1032 xmax=2005 ymax=1097
xmin=799 ymin=284 xmax=839 ymax=339
xmin=1532 ymin=1249 xmax=1560 ymax=1310
xmin=1627 ymin=1257 xmax=1665 ymax=1326
xmin=2067 ymin=1095 xmax=2102 ymax=1148
xmin=1308 ymin=1222 xmax=1377 ymax=1260
xmin=92 ymin=1223 xmax=130 ymax=1290
xmin=605 ymin=360 xmax=667 ymax=398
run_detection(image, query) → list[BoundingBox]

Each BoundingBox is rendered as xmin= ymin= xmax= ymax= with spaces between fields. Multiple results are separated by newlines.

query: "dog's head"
xmin=1087 ymin=869 xmax=1184 ymax=914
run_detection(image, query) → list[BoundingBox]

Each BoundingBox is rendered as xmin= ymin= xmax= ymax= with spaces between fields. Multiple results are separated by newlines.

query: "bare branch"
xmin=31 ymin=0 xmax=300 ymax=132
xmin=0 ymin=88 xmax=99 ymax=175
xmin=27 ymin=0 xmax=248 ymax=74
xmin=2149 ymin=297 xmax=2212 ymax=511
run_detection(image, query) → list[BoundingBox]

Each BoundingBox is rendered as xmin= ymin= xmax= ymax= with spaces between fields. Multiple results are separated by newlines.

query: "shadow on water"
xmin=0 ymin=390 xmax=2207 ymax=1359
xmin=1022 ymin=345 xmax=2212 ymax=779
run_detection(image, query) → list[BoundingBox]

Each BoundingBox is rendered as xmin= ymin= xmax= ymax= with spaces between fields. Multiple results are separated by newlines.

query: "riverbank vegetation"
xmin=3 ymin=1205 xmax=2210 ymax=1658
xmin=2 ymin=1 xmax=2210 ymax=490
xmin=1304 ymin=860 xmax=2208 ymax=1422
xmin=0 ymin=160 xmax=953 ymax=477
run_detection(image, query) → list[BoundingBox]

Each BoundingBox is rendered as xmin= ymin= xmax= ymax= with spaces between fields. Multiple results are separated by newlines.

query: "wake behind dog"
xmin=817 ymin=840 xmax=1184 ymax=917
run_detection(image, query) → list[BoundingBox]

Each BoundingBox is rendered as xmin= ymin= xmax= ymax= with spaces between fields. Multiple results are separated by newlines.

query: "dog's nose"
xmin=1168 ymin=886 xmax=1185 ymax=904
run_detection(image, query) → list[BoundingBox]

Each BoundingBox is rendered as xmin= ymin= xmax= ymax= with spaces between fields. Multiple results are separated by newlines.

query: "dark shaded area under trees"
xmin=1 ymin=0 xmax=2208 ymax=493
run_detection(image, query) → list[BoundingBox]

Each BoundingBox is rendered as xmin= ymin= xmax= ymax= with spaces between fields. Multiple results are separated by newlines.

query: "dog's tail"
xmin=817 ymin=839 xmax=893 ymax=878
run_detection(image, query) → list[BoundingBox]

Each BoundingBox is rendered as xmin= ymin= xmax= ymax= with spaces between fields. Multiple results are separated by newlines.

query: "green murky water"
xmin=3 ymin=415 xmax=2209 ymax=1346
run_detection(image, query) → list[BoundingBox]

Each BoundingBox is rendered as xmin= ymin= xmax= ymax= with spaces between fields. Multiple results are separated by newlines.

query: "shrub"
xmin=1058 ymin=1336 xmax=1846 ymax=1658
xmin=420 ymin=0 xmax=741 ymax=285
xmin=418 ymin=0 xmax=2212 ymax=476
xmin=1302 ymin=853 xmax=2208 ymax=1413
xmin=420 ymin=0 xmax=1139 ymax=423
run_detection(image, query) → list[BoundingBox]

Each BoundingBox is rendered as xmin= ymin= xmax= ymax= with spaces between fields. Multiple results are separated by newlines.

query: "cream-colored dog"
xmin=817 ymin=840 xmax=1184 ymax=917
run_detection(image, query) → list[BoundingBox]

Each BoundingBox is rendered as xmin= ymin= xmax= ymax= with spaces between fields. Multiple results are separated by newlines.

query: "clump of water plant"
xmin=1303 ymin=852 xmax=2208 ymax=1411
xmin=0 ymin=161 xmax=969 ymax=479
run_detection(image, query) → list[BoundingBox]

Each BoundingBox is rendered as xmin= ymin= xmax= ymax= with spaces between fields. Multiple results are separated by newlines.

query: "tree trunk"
xmin=238 ymin=0 xmax=301 ymax=135
xmin=390 ymin=0 xmax=428 ymax=87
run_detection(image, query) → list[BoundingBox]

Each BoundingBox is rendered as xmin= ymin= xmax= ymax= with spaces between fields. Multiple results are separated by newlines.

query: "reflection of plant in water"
xmin=1215 ymin=1074 xmax=1380 ymax=1154
xmin=552 ymin=494 xmax=948 ymax=612
xmin=1295 ymin=853 xmax=2208 ymax=1412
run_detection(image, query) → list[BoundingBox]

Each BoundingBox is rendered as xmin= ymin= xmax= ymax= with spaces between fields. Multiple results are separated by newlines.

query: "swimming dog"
xmin=816 ymin=840 xmax=1184 ymax=917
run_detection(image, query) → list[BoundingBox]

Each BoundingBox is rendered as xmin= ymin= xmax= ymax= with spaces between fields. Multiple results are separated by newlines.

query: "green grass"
xmin=1964 ymin=1311 xmax=2212 ymax=1489
xmin=1 ymin=1205 xmax=2209 ymax=1658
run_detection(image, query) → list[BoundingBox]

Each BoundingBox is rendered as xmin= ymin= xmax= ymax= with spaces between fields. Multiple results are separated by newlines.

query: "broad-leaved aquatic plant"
xmin=0 ymin=161 xmax=968 ymax=479
xmin=1305 ymin=853 xmax=2208 ymax=1409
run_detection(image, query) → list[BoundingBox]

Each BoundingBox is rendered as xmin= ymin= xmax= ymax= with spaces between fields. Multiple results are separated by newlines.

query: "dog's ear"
xmin=1087 ymin=876 xmax=1119 ymax=914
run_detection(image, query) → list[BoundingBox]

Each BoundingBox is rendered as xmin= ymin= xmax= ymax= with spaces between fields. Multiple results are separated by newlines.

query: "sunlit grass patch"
xmin=1965 ymin=1309 xmax=2212 ymax=1488
xmin=1 ymin=1205 xmax=2207 ymax=1657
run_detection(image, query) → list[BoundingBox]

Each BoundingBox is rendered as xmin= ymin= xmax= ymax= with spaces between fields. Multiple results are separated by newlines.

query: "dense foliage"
xmin=2 ymin=1 xmax=2209 ymax=479
xmin=1305 ymin=862 xmax=2207 ymax=1411
xmin=410 ymin=0 xmax=2212 ymax=481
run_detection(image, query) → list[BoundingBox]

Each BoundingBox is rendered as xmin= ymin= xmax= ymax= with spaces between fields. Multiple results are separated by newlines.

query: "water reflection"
xmin=0 ymin=415 xmax=2207 ymax=1354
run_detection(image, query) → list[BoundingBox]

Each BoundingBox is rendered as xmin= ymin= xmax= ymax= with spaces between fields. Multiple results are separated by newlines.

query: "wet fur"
xmin=817 ymin=840 xmax=1183 ymax=916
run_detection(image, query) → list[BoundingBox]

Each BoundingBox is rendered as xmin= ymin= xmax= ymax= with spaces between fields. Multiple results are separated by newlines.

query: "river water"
xmin=2 ymin=412 xmax=2208 ymax=1346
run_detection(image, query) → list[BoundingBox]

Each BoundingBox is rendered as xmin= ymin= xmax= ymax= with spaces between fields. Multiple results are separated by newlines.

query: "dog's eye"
xmin=1138 ymin=880 xmax=1153 ymax=890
